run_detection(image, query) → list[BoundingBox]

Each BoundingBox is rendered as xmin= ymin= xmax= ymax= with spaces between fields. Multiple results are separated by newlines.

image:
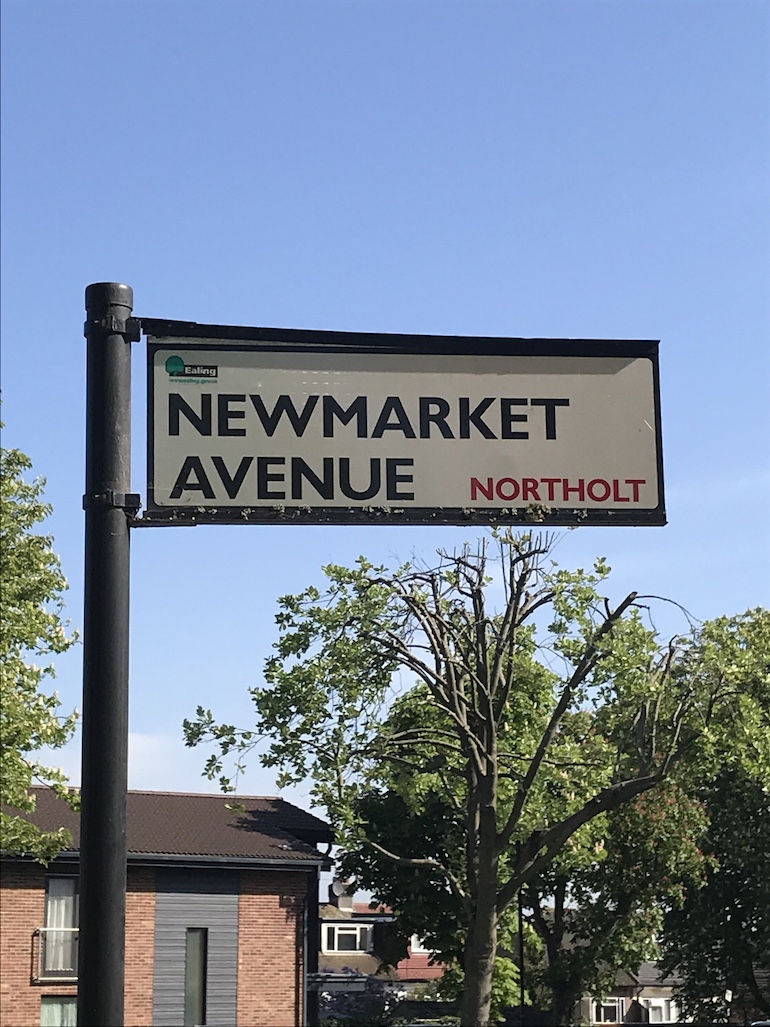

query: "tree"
xmin=523 ymin=780 xmax=711 ymax=1023
xmin=660 ymin=766 xmax=770 ymax=1022
xmin=657 ymin=610 xmax=770 ymax=1022
xmin=333 ymin=704 xmax=712 ymax=1024
xmin=185 ymin=533 xmax=763 ymax=1027
xmin=0 ymin=443 xmax=79 ymax=862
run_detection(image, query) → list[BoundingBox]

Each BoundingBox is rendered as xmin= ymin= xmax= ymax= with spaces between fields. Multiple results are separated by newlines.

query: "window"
xmin=643 ymin=998 xmax=677 ymax=1023
xmin=409 ymin=935 xmax=431 ymax=954
xmin=184 ymin=927 xmax=207 ymax=1027
xmin=42 ymin=878 xmax=78 ymax=979
xmin=40 ymin=996 xmax=77 ymax=1027
xmin=322 ymin=923 xmax=371 ymax=953
xmin=594 ymin=997 xmax=624 ymax=1023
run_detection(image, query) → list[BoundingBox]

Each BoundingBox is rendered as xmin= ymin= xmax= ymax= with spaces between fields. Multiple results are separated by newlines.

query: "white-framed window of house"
xmin=40 ymin=995 xmax=77 ymax=1027
xmin=409 ymin=935 xmax=431 ymax=954
xmin=322 ymin=923 xmax=372 ymax=953
xmin=43 ymin=878 xmax=78 ymax=977
xmin=643 ymin=997 xmax=678 ymax=1023
xmin=594 ymin=996 xmax=625 ymax=1023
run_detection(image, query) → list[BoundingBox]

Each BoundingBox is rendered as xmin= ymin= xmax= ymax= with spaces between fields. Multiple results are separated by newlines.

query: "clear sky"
xmin=2 ymin=0 xmax=768 ymax=814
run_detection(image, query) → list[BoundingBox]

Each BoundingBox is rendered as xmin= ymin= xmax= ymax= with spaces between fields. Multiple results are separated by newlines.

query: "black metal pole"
xmin=306 ymin=869 xmax=321 ymax=1026
xmin=517 ymin=844 xmax=526 ymax=1023
xmin=78 ymin=283 xmax=137 ymax=1027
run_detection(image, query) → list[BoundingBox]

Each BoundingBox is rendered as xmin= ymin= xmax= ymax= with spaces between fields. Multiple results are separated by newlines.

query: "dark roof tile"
xmin=11 ymin=788 xmax=333 ymax=865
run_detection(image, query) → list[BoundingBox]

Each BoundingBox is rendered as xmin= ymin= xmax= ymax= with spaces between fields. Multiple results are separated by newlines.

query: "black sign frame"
xmin=141 ymin=319 xmax=665 ymax=527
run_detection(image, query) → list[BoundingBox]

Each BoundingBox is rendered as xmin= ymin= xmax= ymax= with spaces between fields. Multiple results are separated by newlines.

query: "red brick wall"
xmin=124 ymin=866 xmax=155 ymax=1027
xmin=0 ymin=863 xmax=155 ymax=1027
xmin=1 ymin=861 xmax=311 ymax=1027
xmin=0 ymin=863 xmax=77 ymax=1027
xmin=237 ymin=870 xmax=308 ymax=1027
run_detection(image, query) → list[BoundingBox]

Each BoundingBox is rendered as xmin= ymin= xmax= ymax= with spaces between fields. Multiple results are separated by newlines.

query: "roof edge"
xmin=2 ymin=851 xmax=333 ymax=872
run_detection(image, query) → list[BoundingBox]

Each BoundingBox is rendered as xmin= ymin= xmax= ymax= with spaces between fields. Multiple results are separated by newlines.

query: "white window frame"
xmin=643 ymin=997 xmax=665 ymax=1023
xmin=322 ymin=923 xmax=372 ymax=954
xmin=642 ymin=997 xmax=678 ymax=1023
xmin=409 ymin=935 xmax=431 ymax=954
xmin=41 ymin=877 xmax=79 ymax=980
xmin=593 ymin=996 xmax=625 ymax=1023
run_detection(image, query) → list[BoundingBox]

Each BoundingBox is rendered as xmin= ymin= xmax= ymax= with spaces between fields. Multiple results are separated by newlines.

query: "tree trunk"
xmin=461 ymin=777 xmax=499 ymax=1027
xmin=460 ymin=895 xmax=498 ymax=1027
xmin=552 ymin=980 xmax=582 ymax=1026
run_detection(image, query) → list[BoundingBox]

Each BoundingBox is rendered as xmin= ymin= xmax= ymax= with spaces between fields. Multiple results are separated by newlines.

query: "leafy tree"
xmin=335 ymin=707 xmax=712 ymax=1024
xmin=186 ymin=533 xmax=763 ymax=1027
xmin=660 ymin=770 xmax=770 ymax=1021
xmin=657 ymin=610 xmax=770 ymax=1022
xmin=0 ymin=443 xmax=78 ymax=862
xmin=524 ymin=780 xmax=711 ymax=1023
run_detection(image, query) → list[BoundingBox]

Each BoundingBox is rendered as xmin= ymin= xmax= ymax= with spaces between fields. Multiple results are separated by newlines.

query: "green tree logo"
xmin=165 ymin=355 xmax=185 ymax=376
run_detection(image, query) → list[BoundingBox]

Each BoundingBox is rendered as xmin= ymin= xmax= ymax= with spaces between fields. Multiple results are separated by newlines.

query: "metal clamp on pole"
xmin=83 ymin=315 xmax=142 ymax=341
xmin=82 ymin=491 xmax=142 ymax=515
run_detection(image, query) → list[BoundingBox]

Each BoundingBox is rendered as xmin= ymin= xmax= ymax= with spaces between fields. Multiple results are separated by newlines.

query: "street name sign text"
xmin=144 ymin=323 xmax=664 ymax=526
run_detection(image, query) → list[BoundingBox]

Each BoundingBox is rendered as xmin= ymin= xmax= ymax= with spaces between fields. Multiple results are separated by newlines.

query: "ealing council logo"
xmin=165 ymin=355 xmax=218 ymax=380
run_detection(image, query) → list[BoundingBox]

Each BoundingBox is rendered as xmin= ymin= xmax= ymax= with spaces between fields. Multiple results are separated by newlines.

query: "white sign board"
xmin=145 ymin=328 xmax=664 ymax=526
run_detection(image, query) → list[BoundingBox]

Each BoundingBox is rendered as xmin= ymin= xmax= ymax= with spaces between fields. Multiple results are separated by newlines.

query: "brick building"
xmin=0 ymin=788 xmax=333 ymax=1027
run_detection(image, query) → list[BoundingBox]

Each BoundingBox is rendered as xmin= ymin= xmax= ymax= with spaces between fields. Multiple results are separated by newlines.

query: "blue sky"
xmin=2 ymin=0 xmax=768 ymax=813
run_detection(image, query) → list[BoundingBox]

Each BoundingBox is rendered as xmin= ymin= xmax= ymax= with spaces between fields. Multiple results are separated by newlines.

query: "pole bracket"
xmin=83 ymin=315 xmax=142 ymax=341
xmin=83 ymin=491 xmax=142 ymax=515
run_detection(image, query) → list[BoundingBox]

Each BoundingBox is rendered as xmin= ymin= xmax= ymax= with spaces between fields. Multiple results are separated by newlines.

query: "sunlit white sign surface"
xmin=145 ymin=330 xmax=664 ymax=526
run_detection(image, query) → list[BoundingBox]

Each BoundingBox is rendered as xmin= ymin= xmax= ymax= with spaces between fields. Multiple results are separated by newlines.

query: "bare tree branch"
xmin=498 ymin=591 xmax=638 ymax=851
xmin=362 ymin=838 xmax=470 ymax=912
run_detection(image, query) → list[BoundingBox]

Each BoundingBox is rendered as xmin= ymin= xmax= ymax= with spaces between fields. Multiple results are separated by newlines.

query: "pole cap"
xmin=85 ymin=283 xmax=134 ymax=318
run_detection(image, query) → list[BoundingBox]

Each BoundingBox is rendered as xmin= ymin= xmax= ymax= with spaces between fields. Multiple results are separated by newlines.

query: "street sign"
xmin=82 ymin=284 xmax=665 ymax=1027
xmin=143 ymin=323 xmax=664 ymax=526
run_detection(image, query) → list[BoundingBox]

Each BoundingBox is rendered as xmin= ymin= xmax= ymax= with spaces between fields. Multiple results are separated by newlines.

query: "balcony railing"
xmin=33 ymin=927 xmax=79 ymax=982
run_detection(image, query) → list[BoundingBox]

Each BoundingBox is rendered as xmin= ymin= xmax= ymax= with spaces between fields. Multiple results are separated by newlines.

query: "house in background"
xmin=394 ymin=934 xmax=446 ymax=989
xmin=577 ymin=962 xmax=686 ymax=1025
xmin=315 ymin=886 xmax=691 ymax=1025
xmin=317 ymin=883 xmax=445 ymax=997
xmin=0 ymin=788 xmax=333 ymax=1027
